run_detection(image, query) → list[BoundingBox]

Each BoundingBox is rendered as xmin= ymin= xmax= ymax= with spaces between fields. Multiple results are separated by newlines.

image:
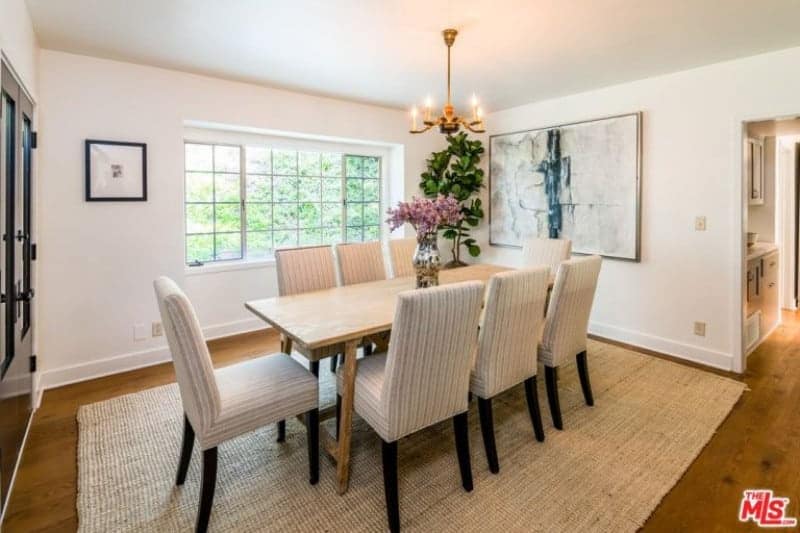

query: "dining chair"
xmin=154 ymin=277 xmax=319 ymax=533
xmin=331 ymin=240 xmax=386 ymax=371
xmin=336 ymin=281 xmax=485 ymax=533
xmin=388 ymin=237 xmax=417 ymax=278
xmin=521 ymin=237 xmax=572 ymax=276
xmin=274 ymin=245 xmax=339 ymax=436
xmin=538 ymin=255 xmax=602 ymax=429
xmin=470 ymin=268 xmax=550 ymax=473
xmin=335 ymin=240 xmax=387 ymax=286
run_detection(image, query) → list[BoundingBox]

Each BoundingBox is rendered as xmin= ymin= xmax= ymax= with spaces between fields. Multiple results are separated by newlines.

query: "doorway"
xmin=741 ymin=116 xmax=800 ymax=366
xmin=0 ymin=60 xmax=36 ymax=517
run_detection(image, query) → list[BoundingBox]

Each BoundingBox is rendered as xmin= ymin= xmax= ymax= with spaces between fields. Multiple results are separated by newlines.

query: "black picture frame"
xmin=85 ymin=139 xmax=147 ymax=201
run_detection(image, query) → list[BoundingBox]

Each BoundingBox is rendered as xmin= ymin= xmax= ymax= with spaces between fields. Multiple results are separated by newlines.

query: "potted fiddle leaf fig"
xmin=419 ymin=132 xmax=485 ymax=267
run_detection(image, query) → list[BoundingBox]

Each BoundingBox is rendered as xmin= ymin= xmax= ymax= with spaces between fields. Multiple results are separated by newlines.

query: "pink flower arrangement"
xmin=386 ymin=194 xmax=463 ymax=237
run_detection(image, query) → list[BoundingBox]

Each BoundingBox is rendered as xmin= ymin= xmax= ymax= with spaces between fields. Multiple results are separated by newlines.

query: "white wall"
xmin=777 ymin=135 xmax=800 ymax=309
xmin=474 ymin=46 xmax=800 ymax=371
xmin=0 ymin=0 xmax=39 ymax=98
xmin=37 ymin=50 xmax=442 ymax=388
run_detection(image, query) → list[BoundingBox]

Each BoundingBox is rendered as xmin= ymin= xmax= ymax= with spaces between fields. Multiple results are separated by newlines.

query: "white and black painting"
xmin=489 ymin=113 xmax=641 ymax=261
xmin=85 ymin=140 xmax=147 ymax=201
xmin=489 ymin=113 xmax=641 ymax=260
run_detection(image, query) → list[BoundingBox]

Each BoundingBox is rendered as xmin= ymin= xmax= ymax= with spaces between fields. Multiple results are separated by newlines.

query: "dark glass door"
xmin=0 ymin=62 xmax=34 ymax=516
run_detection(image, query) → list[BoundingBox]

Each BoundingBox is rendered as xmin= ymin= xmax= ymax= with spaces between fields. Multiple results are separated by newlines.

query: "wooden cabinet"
xmin=762 ymin=251 xmax=779 ymax=333
xmin=746 ymin=249 xmax=779 ymax=353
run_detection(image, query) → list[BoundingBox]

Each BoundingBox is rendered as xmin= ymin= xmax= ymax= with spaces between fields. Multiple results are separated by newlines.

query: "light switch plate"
xmin=152 ymin=321 xmax=164 ymax=337
xmin=694 ymin=321 xmax=706 ymax=337
xmin=695 ymin=216 xmax=707 ymax=231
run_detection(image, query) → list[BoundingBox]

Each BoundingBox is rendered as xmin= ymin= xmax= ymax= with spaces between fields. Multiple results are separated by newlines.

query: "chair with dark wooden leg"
xmin=538 ymin=255 xmax=602 ymax=430
xmin=336 ymin=281 xmax=485 ymax=532
xmin=470 ymin=268 xmax=550 ymax=473
xmin=332 ymin=240 xmax=387 ymax=370
xmin=388 ymin=237 xmax=417 ymax=278
xmin=155 ymin=277 xmax=320 ymax=533
xmin=521 ymin=237 xmax=572 ymax=277
xmin=274 ymin=245 xmax=339 ymax=437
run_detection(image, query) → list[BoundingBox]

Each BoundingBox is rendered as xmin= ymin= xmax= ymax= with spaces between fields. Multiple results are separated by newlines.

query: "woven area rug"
xmin=77 ymin=340 xmax=744 ymax=532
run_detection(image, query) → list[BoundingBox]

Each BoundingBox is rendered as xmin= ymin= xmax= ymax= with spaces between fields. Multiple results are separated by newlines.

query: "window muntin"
xmin=185 ymin=142 xmax=381 ymax=265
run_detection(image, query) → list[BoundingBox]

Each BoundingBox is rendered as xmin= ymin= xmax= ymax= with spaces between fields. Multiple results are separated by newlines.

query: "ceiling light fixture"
xmin=409 ymin=28 xmax=485 ymax=135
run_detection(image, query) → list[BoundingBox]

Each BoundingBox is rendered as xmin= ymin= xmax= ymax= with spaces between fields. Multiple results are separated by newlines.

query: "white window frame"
xmin=183 ymin=129 xmax=390 ymax=273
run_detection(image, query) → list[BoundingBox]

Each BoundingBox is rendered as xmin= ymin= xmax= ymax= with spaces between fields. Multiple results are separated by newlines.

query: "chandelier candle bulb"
xmin=424 ymin=97 xmax=432 ymax=122
xmin=411 ymin=106 xmax=418 ymax=131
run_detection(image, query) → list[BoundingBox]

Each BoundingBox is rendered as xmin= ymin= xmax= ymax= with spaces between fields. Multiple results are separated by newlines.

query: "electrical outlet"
xmin=152 ymin=321 xmax=164 ymax=337
xmin=693 ymin=321 xmax=706 ymax=337
xmin=695 ymin=216 xmax=707 ymax=231
xmin=133 ymin=323 xmax=148 ymax=341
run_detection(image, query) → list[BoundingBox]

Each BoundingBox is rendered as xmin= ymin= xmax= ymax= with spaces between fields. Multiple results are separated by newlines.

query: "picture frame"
xmin=85 ymin=139 xmax=147 ymax=201
xmin=488 ymin=112 xmax=642 ymax=261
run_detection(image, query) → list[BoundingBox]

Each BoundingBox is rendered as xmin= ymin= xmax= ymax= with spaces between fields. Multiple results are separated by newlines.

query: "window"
xmin=184 ymin=142 xmax=381 ymax=265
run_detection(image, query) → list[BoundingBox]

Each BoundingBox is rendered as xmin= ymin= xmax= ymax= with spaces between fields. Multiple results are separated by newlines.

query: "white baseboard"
xmin=39 ymin=318 xmax=267 ymax=391
xmin=589 ymin=321 xmax=734 ymax=372
xmin=37 ymin=318 xmax=735 ymax=393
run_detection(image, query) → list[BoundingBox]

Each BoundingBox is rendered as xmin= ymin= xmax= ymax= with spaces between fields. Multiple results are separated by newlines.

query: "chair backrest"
xmin=388 ymin=237 xmax=417 ymax=278
xmin=275 ymin=245 xmax=337 ymax=296
xmin=473 ymin=268 xmax=550 ymax=399
xmin=380 ymin=281 xmax=484 ymax=441
xmin=154 ymin=277 xmax=220 ymax=435
xmin=540 ymin=256 xmax=602 ymax=367
xmin=522 ymin=238 xmax=572 ymax=277
xmin=335 ymin=241 xmax=387 ymax=285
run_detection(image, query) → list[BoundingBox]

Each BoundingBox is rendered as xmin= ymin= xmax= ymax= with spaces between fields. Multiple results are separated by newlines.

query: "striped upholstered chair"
xmin=538 ymin=255 xmax=602 ymax=429
xmin=274 ymin=245 xmax=340 ymax=432
xmin=275 ymin=244 xmax=338 ymax=298
xmin=154 ymin=277 xmax=319 ymax=533
xmin=470 ymin=268 xmax=550 ymax=473
xmin=335 ymin=240 xmax=387 ymax=285
xmin=331 ymin=241 xmax=386 ymax=370
xmin=388 ymin=237 xmax=417 ymax=278
xmin=337 ymin=281 xmax=484 ymax=533
xmin=522 ymin=237 xmax=572 ymax=277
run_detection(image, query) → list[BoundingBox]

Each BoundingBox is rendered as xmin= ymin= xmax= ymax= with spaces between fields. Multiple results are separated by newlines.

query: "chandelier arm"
xmin=410 ymin=123 xmax=436 ymax=134
xmin=459 ymin=118 xmax=485 ymax=133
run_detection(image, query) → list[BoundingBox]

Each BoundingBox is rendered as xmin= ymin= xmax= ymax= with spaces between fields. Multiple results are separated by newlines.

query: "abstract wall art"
xmin=489 ymin=112 xmax=641 ymax=261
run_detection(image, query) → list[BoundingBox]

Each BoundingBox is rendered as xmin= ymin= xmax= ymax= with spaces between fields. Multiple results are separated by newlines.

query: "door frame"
xmin=0 ymin=52 xmax=36 ymax=524
xmin=735 ymin=112 xmax=800 ymax=374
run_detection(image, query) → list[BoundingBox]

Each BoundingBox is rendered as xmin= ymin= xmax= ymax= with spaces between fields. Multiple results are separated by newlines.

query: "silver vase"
xmin=413 ymin=232 xmax=441 ymax=288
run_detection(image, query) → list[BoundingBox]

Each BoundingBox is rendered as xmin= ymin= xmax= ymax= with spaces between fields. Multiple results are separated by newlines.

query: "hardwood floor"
xmin=644 ymin=311 xmax=800 ymax=532
xmin=4 ymin=315 xmax=799 ymax=532
xmin=3 ymin=330 xmax=278 ymax=533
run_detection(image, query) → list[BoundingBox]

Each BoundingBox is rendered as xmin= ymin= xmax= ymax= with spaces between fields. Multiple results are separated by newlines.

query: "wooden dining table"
xmin=245 ymin=263 xmax=513 ymax=495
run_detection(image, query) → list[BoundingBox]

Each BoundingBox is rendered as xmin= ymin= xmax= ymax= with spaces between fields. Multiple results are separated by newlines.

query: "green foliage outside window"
xmin=185 ymin=143 xmax=381 ymax=265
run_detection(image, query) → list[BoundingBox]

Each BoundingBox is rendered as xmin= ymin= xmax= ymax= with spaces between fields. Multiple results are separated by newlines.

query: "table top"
xmin=245 ymin=263 xmax=512 ymax=349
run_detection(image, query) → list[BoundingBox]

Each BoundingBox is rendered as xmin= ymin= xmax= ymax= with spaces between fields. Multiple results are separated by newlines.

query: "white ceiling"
xmin=26 ymin=0 xmax=800 ymax=112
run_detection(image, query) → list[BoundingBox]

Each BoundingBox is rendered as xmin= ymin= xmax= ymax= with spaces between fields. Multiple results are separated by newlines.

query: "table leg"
xmin=335 ymin=339 xmax=359 ymax=494
xmin=280 ymin=334 xmax=293 ymax=354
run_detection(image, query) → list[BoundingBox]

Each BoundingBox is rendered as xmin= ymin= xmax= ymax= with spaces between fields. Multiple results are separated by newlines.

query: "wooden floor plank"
xmin=4 ymin=316 xmax=799 ymax=532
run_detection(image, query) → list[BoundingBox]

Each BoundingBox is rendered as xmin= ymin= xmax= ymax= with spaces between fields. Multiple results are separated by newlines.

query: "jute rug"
xmin=77 ymin=340 xmax=744 ymax=532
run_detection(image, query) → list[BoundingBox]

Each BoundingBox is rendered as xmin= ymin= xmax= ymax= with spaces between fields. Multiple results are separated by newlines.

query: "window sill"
xmin=184 ymin=258 xmax=276 ymax=276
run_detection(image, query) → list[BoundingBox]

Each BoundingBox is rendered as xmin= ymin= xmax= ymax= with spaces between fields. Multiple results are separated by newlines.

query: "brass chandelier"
xmin=409 ymin=28 xmax=485 ymax=134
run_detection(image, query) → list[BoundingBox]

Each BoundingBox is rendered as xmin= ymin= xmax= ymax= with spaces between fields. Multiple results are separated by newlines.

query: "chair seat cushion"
xmin=201 ymin=353 xmax=318 ymax=449
xmin=335 ymin=353 xmax=391 ymax=441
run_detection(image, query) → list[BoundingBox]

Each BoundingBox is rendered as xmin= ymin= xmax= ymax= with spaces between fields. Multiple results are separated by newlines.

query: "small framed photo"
xmin=85 ymin=140 xmax=147 ymax=201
